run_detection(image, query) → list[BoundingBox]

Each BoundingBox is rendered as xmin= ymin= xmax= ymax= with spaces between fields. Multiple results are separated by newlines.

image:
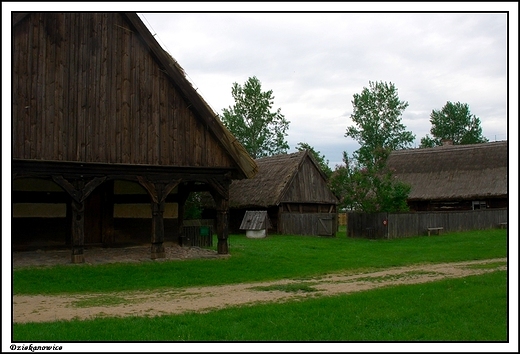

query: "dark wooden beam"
xmin=12 ymin=159 xmax=236 ymax=182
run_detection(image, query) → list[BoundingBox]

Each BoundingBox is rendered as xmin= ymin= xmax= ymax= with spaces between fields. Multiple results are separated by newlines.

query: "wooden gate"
xmin=318 ymin=216 xmax=334 ymax=236
xmin=347 ymin=212 xmax=388 ymax=239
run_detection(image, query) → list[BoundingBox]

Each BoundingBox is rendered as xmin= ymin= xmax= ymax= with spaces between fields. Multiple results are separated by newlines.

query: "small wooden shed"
xmin=11 ymin=13 xmax=257 ymax=262
xmin=240 ymin=211 xmax=272 ymax=238
xmin=204 ymin=150 xmax=339 ymax=236
xmin=386 ymin=141 xmax=508 ymax=211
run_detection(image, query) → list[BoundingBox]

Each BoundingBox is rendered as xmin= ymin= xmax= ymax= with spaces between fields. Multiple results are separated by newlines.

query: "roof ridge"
xmin=391 ymin=141 xmax=508 ymax=155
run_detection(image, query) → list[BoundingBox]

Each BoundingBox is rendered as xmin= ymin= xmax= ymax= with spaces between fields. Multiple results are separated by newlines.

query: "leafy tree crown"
xmin=420 ymin=101 xmax=488 ymax=148
xmin=221 ymin=76 xmax=290 ymax=159
xmin=345 ymin=81 xmax=415 ymax=167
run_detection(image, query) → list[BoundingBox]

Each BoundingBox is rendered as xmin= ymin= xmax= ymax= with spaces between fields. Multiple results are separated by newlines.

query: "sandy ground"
xmin=13 ymin=257 xmax=506 ymax=323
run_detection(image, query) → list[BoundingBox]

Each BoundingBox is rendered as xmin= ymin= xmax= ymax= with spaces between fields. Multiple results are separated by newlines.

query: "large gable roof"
xmin=229 ymin=150 xmax=337 ymax=208
xmin=12 ymin=12 xmax=257 ymax=180
xmin=387 ymin=141 xmax=508 ymax=201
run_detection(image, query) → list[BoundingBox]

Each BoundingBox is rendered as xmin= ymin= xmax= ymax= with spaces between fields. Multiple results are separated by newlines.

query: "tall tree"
xmin=221 ymin=76 xmax=290 ymax=159
xmin=329 ymin=149 xmax=410 ymax=212
xmin=420 ymin=101 xmax=489 ymax=148
xmin=334 ymin=81 xmax=413 ymax=212
xmin=345 ymin=81 xmax=415 ymax=166
xmin=295 ymin=142 xmax=333 ymax=178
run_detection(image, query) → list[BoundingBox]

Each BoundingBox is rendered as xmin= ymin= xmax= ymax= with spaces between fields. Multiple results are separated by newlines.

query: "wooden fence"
xmin=338 ymin=213 xmax=347 ymax=226
xmin=279 ymin=213 xmax=337 ymax=236
xmin=182 ymin=219 xmax=214 ymax=247
xmin=347 ymin=208 xmax=508 ymax=239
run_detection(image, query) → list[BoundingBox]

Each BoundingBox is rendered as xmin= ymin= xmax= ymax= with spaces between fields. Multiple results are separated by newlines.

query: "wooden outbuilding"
xmin=386 ymin=141 xmax=508 ymax=211
xmin=204 ymin=150 xmax=339 ymax=236
xmin=11 ymin=12 xmax=257 ymax=262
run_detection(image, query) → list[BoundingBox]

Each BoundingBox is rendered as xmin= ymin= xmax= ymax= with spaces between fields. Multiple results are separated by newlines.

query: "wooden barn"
xmin=204 ymin=150 xmax=339 ymax=236
xmin=11 ymin=12 xmax=257 ymax=262
xmin=386 ymin=141 xmax=508 ymax=211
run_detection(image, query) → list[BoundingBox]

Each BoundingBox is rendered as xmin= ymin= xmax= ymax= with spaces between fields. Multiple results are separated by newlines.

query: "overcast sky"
xmin=136 ymin=8 xmax=512 ymax=168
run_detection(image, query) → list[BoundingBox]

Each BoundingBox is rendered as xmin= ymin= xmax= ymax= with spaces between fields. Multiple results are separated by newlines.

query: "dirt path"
xmin=13 ymin=258 xmax=506 ymax=323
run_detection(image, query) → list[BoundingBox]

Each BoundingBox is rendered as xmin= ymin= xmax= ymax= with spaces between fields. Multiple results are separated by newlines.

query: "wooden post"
xmin=138 ymin=177 xmax=181 ymax=260
xmin=150 ymin=197 xmax=166 ymax=259
xmin=53 ymin=176 xmax=106 ymax=263
xmin=65 ymin=199 xmax=72 ymax=246
xmin=209 ymin=178 xmax=231 ymax=254
xmin=70 ymin=195 xmax=85 ymax=264
xmin=101 ymin=180 xmax=115 ymax=246
xmin=216 ymin=198 xmax=229 ymax=254
xmin=176 ymin=186 xmax=190 ymax=247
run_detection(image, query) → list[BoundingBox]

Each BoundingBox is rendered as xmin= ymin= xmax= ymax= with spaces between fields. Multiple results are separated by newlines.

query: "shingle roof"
xmin=239 ymin=211 xmax=272 ymax=230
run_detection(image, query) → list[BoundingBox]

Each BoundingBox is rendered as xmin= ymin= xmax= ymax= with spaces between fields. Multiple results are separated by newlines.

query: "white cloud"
xmin=138 ymin=10 xmax=510 ymax=167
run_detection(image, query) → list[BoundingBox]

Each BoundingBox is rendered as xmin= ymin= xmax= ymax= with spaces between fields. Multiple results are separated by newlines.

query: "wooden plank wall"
xmin=347 ymin=208 xmax=508 ymax=239
xmin=12 ymin=13 xmax=233 ymax=168
xmin=282 ymin=158 xmax=338 ymax=204
xmin=279 ymin=212 xmax=337 ymax=236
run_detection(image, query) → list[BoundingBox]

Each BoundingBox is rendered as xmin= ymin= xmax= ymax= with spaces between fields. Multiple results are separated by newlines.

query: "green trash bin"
xmin=200 ymin=226 xmax=210 ymax=237
xmin=199 ymin=226 xmax=212 ymax=247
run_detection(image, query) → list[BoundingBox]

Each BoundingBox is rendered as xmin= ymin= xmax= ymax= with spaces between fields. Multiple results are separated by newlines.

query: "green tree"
xmin=420 ymin=101 xmax=489 ymax=148
xmin=329 ymin=149 xmax=410 ymax=212
xmin=329 ymin=152 xmax=359 ymax=211
xmin=334 ymin=81 xmax=413 ymax=212
xmin=295 ymin=142 xmax=333 ymax=178
xmin=221 ymin=76 xmax=290 ymax=159
xmin=346 ymin=81 xmax=415 ymax=167
xmin=184 ymin=192 xmax=202 ymax=220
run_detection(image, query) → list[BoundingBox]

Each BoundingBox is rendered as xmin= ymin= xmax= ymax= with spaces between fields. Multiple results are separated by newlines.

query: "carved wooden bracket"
xmin=137 ymin=176 xmax=181 ymax=204
xmin=52 ymin=176 xmax=107 ymax=203
xmin=207 ymin=177 xmax=230 ymax=205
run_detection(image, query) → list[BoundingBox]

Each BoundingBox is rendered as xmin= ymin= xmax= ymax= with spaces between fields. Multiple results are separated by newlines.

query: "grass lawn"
xmin=13 ymin=271 xmax=507 ymax=342
xmin=11 ymin=228 xmax=510 ymax=343
xmin=13 ymin=228 xmax=507 ymax=295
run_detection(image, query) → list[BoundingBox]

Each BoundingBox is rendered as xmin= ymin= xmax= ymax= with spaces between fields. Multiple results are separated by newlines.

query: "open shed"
xmin=11 ymin=12 xmax=257 ymax=262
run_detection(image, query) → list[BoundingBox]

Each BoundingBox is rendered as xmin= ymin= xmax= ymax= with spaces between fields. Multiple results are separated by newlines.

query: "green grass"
xmin=250 ymin=282 xmax=320 ymax=293
xmin=13 ymin=271 xmax=507 ymax=341
xmin=13 ymin=228 xmax=507 ymax=295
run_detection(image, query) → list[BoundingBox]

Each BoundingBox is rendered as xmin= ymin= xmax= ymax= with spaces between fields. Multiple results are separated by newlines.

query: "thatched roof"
xmin=386 ymin=141 xmax=508 ymax=201
xmin=228 ymin=150 xmax=338 ymax=208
